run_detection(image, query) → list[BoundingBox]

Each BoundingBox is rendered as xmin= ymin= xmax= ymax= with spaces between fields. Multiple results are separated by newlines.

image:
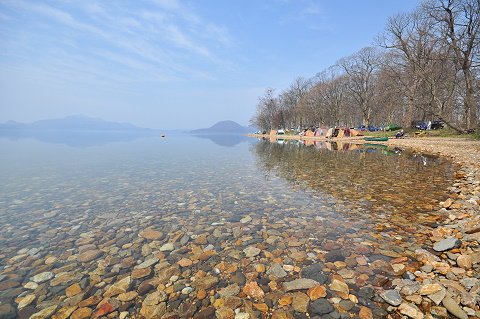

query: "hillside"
xmin=190 ymin=120 xmax=255 ymax=134
xmin=0 ymin=115 xmax=153 ymax=132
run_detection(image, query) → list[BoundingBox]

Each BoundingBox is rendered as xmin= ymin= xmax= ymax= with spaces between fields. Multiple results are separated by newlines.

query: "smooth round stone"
xmin=433 ymin=238 xmax=462 ymax=252
xmin=442 ymin=297 xmax=468 ymax=319
xmin=182 ymin=287 xmax=194 ymax=295
xmin=309 ymin=298 xmax=334 ymax=315
xmin=338 ymin=299 xmax=355 ymax=311
xmin=160 ymin=243 xmax=174 ymax=252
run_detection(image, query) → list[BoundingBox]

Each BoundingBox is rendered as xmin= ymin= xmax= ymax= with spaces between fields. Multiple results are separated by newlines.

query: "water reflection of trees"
xmin=251 ymin=139 xmax=455 ymax=219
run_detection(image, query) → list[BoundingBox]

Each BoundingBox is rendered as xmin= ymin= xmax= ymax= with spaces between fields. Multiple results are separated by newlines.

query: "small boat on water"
xmin=364 ymin=143 xmax=388 ymax=149
xmin=364 ymin=137 xmax=389 ymax=141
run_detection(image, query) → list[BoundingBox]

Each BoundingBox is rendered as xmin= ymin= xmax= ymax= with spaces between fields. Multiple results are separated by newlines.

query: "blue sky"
xmin=0 ymin=0 xmax=420 ymax=130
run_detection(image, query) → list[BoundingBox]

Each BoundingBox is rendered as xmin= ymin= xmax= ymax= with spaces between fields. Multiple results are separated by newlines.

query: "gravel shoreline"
xmin=250 ymin=134 xmax=480 ymax=318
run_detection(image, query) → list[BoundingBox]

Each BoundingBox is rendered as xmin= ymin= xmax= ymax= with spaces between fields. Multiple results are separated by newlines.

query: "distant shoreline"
xmin=246 ymin=133 xmax=480 ymax=166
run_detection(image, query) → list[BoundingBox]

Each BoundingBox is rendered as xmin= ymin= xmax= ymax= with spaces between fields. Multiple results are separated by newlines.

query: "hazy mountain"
xmin=190 ymin=120 xmax=255 ymax=134
xmin=0 ymin=115 xmax=154 ymax=132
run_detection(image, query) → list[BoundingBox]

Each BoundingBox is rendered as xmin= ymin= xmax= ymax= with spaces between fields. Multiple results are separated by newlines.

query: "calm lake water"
xmin=0 ymin=132 xmax=455 ymax=311
xmin=0 ymin=133 xmax=454 ymax=251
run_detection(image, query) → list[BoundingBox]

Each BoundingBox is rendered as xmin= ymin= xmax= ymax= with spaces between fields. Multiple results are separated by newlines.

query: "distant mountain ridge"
xmin=0 ymin=115 xmax=154 ymax=132
xmin=190 ymin=120 xmax=255 ymax=134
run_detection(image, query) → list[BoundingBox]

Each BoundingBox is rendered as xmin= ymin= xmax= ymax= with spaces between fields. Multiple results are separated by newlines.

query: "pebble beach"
xmin=1 ymin=134 xmax=479 ymax=319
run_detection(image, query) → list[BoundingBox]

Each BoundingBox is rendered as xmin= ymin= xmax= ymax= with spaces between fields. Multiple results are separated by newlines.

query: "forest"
xmin=250 ymin=0 xmax=480 ymax=134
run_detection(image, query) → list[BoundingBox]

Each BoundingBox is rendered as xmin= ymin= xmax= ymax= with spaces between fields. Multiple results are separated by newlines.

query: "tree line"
xmin=250 ymin=0 xmax=480 ymax=134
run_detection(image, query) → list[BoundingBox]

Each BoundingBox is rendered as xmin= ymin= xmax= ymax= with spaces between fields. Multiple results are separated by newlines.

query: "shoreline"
xmin=247 ymin=133 xmax=480 ymax=166
xmin=249 ymin=133 xmax=480 ymax=318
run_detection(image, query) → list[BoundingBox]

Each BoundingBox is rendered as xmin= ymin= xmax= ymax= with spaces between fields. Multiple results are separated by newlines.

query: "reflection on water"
xmin=0 ymin=135 xmax=456 ymax=317
xmin=0 ymin=130 xmax=156 ymax=147
xmin=191 ymin=134 xmax=253 ymax=147
xmin=252 ymin=138 xmax=454 ymax=224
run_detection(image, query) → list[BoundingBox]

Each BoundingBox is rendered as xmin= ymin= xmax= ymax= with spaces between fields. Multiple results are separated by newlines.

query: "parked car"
xmin=385 ymin=124 xmax=402 ymax=131
xmin=411 ymin=121 xmax=428 ymax=130
xmin=430 ymin=121 xmax=445 ymax=130
xmin=368 ymin=126 xmax=379 ymax=131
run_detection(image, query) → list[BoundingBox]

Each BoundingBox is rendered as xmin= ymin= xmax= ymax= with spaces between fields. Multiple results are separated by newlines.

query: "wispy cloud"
xmin=0 ymin=0 xmax=235 ymax=85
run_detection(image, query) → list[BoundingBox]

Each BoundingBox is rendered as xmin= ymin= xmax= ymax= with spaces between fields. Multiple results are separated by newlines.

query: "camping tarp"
xmin=304 ymin=130 xmax=315 ymax=137
xmin=350 ymin=129 xmax=364 ymax=136
xmin=325 ymin=128 xmax=334 ymax=138
xmin=314 ymin=127 xmax=329 ymax=136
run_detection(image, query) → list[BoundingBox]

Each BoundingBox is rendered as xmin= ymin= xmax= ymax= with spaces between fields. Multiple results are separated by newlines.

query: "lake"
xmin=0 ymin=133 xmax=455 ymax=317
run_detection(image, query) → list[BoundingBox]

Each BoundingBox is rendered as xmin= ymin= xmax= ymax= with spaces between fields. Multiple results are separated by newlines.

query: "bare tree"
xmin=250 ymin=88 xmax=279 ymax=130
xmin=336 ymin=47 xmax=384 ymax=127
xmin=424 ymin=0 xmax=480 ymax=132
xmin=377 ymin=9 xmax=465 ymax=133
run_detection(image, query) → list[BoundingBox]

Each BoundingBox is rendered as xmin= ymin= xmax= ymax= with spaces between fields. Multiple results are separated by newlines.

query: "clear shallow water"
xmin=0 ymin=133 xmax=454 ymax=251
xmin=0 ymin=133 xmax=457 ymax=318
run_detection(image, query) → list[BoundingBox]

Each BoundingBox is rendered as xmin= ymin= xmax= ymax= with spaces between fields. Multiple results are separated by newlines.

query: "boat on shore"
xmin=364 ymin=137 xmax=389 ymax=141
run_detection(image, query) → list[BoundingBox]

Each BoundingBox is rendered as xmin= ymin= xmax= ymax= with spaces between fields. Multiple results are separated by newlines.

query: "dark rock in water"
xmin=309 ymin=298 xmax=335 ymax=315
xmin=17 ymin=307 xmax=37 ymax=319
xmin=301 ymin=263 xmax=328 ymax=284
xmin=178 ymin=302 xmax=197 ymax=318
xmin=137 ymin=282 xmax=154 ymax=296
xmin=324 ymin=251 xmax=344 ymax=262
xmin=229 ymin=271 xmax=246 ymax=285
xmin=0 ymin=303 xmax=17 ymax=319
xmin=294 ymin=313 xmax=309 ymax=319
xmin=193 ymin=306 xmax=216 ymax=319
xmin=358 ymin=287 xmax=375 ymax=300
xmin=372 ymin=307 xmax=388 ymax=318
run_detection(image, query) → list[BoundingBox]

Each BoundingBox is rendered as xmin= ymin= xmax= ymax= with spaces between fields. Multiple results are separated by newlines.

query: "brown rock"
xmin=52 ymin=306 xmax=78 ymax=319
xmin=140 ymin=302 xmax=166 ymax=319
xmin=271 ymin=309 xmax=295 ymax=319
xmin=93 ymin=299 xmax=120 ymax=318
xmin=456 ymin=255 xmax=473 ymax=269
xmin=70 ymin=307 xmax=92 ymax=319
xmin=329 ymin=279 xmax=349 ymax=299
xmin=131 ymin=267 xmax=151 ymax=279
xmin=77 ymin=250 xmax=103 ymax=263
xmin=215 ymin=307 xmax=234 ymax=319
xmin=279 ymin=295 xmax=293 ymax=306
xmin=291 ymin=292 xmax=309 ymax=312
xmin=17 ymin=294 xmax=36 ymax=309
xmin=139 ymin=230 xmax=163 ymax=240
xmin=104 ymin=276 xmax=131 ymax=297
xmin=253 ymin=303 xmax=269 ymax=312
xmin=78 ymin=295 xmax=102 ymax=308
xmin=177 ymin=258 xmax=193 ymax=267
xmin=359 ymin=306 xmax=373 ymax=319
xmin=243 ymin=281 xmax=265 ymax=299
xmin=30 ymin=305 xmax=59 ymax=319
xmin=307 ymin=286 xmax=327 ymax=300
xmin=0 ymin=281 xmax=20 ymax=290
xmin=224 ymin=296 xmax=242 ymax=309
xmin=191 ymin=276 xmax=219 ymax=291
xmin=51 ymin=306 xmax=78 ymax=319
xmin=66 ymin=283 xmax=82 ymax=297
xmin=197 ymin=289 xmax=207 ymax=300
xmin=117 ymin=291 xmax=138 ymax=302
xmin=419 ymin=284 xmax=443 ymax=295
